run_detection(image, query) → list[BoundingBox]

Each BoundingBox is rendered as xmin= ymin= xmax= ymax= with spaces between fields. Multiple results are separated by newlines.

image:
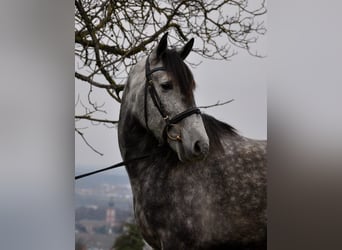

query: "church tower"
xmin=106 ymin=198 xmax=115 ymax=234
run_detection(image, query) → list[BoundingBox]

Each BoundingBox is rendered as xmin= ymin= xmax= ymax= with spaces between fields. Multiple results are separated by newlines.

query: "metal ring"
xmin=166 ymin=124 xmax=182 ymax=142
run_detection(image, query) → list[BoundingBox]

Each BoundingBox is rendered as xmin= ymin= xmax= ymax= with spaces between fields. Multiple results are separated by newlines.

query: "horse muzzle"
xmin=167 ymin=123 xmax=209 ymax=162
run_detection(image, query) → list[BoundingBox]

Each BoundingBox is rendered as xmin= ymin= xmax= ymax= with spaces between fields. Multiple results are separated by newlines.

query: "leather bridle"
xmin=75 ymin=54 xmax=233 ymax=180
xmin=144 ymin=55 xmax=201 ymax=142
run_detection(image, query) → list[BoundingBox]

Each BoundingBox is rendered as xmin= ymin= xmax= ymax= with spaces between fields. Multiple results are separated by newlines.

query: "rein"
xmin=75 ymin=154 xmax=150 ymax=180
xmin=75 ymin=145 xmax=169 ymax=180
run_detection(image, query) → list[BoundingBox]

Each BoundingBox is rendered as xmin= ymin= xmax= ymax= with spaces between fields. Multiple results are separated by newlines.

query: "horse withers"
xmin=118 ymin=33 xmax=267 ymax=250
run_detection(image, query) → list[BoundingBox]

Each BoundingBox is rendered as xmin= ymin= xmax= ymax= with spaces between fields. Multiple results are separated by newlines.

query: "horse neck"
xmin=119 ymin=107 xmax=152 ymax=151
xmin=118 ymin=108 xmax=177 ymax=183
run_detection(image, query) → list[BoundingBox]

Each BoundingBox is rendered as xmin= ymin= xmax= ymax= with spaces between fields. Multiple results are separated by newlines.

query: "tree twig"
xmin=75 ymin=128 xmax=104 ymax=156
xmin=198 ymin=99 xmax=234 ymax=109
xmin=75 ymin=115 xmax=118 ymax=125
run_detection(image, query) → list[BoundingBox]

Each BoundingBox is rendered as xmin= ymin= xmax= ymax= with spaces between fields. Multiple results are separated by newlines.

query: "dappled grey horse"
xmin=118 ymin=33 xmax=266 ymax=250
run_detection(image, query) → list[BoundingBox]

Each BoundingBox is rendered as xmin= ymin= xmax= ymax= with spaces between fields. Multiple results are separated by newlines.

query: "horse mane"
xmin=147 ymin=113 xmax=239 ymax=167
xmin=159 ymin=49 xmax=196 ymax=103
xmin=201 ymin=113 xmax=238 ymax=151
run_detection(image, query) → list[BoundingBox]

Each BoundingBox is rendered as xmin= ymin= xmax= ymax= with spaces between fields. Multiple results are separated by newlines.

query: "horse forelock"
xmin=159 ymin=49 xmax=196 ymax=102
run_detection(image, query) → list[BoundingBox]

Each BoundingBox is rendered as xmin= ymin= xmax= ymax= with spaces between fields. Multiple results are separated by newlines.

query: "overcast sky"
xmin=75 ymin=36 xmax=267 ymax=173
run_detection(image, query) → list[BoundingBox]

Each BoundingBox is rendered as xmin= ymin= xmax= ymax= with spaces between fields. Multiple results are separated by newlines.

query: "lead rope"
xmin=75 ymin=154 xmax=150 ymax=180
xmin=75 ymin=146 xmax=169 ymax=180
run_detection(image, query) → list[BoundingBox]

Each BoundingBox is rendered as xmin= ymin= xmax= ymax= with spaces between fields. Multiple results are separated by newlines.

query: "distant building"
xmin=78 ymin=219 xmax=105 ymax=234
xmin=106 ymin=198 xmax=116 ymax=234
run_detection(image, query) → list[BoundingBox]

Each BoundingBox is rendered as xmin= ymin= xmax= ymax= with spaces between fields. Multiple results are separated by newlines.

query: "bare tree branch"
xmin=75 ymin=115 xmax=118 ymax=125
xmin=76 ymin=71 xmax=123 ymax=90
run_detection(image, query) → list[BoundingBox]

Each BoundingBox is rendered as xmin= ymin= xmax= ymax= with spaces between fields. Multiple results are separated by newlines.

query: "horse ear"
xmin=157 ymin=32 xmax=168 ymax=58
xmin=179 ymin=38 xmax=194 ymax=60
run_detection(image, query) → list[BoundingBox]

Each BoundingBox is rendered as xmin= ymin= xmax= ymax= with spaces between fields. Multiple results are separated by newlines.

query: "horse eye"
xmin=160 ymin=81 xmax=173 ymax=91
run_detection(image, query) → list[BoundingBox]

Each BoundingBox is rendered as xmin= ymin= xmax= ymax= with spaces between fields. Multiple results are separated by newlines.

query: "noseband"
xmin=144 ymin=55 xmax=201 ymax=142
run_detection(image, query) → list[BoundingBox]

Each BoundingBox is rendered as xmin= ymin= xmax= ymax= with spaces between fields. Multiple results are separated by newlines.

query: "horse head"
xmin=122 ymin=33 xmax=209 ymax=162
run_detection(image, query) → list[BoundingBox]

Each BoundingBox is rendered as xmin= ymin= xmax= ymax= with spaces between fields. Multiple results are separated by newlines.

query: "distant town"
xmin=75 ymin=170 xmax=134 ymax=250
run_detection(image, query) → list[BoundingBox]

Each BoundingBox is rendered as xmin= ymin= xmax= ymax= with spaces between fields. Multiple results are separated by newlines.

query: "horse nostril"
xmin=193 ymin=140 xmax=209 ymax=157
xmin=194 ymin=141 xmax=202 ymax=154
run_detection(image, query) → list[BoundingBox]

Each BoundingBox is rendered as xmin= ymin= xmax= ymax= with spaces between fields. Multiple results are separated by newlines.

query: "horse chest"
xmin=131 ymin=165 xmax=209 ymax=244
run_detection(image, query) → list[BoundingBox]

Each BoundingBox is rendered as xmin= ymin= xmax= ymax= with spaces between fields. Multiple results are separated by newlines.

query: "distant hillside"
xmin=75 ymin=169 xmax=132 ymax=209
xmin=75 ymin=168 xmax=130 ymax=189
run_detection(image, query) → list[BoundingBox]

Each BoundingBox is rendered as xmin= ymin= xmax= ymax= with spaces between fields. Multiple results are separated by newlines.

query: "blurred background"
xmin=1 ymin=1 xmax=341 ymax=250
